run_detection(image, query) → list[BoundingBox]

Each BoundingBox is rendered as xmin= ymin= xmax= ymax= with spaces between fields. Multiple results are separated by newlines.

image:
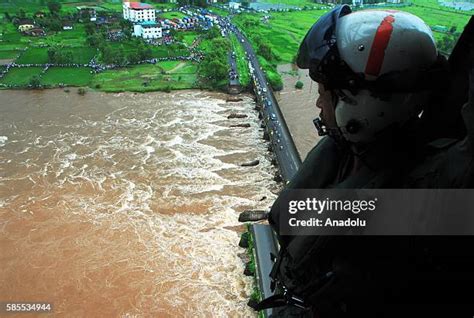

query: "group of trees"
xmin=84 ymin=22 xmax=153 ymax=65
xmin=47 ymin=46 xmax=73 ymax=63
xmin=47 ymin=1 xmax=61 ymax=16
xmin=176 ymin=0 xmax=208 ymax=8
xmin=198 ymin=27 xmax=230 ymax=87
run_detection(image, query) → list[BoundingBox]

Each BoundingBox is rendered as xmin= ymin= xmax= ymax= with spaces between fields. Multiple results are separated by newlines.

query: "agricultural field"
xmin=259 ymin=0 xmax=317 ymax=7
xmin=0 ymin=67 xmax=43 ymax=86
xmin=234 ymin=0 xmax=471 ymax=66
xmin=16 ymin=47 xmax=50 ymax=64
xmin=0 ymin=49 xmax=21 ymax=60
xmin=91 ymin=62 xmax=198 ymax=92
xmin=40 ymin=67 xmax=93 ymax=86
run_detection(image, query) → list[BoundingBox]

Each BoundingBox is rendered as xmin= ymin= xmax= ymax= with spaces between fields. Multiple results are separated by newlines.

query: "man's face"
xmin=316 ymin=83 xmax=337 ymax=129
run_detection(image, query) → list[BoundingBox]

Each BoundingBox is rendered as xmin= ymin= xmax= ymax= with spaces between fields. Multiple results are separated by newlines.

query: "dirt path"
xmin=168 ymin=61 xmax=186 ymax=73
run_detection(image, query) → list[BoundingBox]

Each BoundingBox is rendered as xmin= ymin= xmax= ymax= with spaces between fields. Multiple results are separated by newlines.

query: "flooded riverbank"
xmin=0 ymin=89 xmax=278 ymax=317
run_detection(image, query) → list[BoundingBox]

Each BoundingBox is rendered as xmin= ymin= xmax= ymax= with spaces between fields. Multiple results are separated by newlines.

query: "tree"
xmin=87 ymin=33 xmax=105 ymax=48
xmin=49 ymin=20 xmax=62 ymax=32
xmin=258 ymin=42 xmax=273 ymax=61
xmin=295 ymin=81 xmax=304 ymax=89
xmin=17 ymin=9 xmax=26 ymax=18
xmin=29 ymin=76 xmax=41 ymax=88
xmin=47 ymin=1 xmax=61 ymax=15
xmin=47 ymin=46 xmax=73 ymax=64
xmin=195 ymin=0 xmax=208 ymax=8
xmin=84 ymin=23 xmax=95 ymax=36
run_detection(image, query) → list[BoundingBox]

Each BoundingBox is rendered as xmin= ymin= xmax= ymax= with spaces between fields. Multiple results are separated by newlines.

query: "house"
xmin=23 ymin=27 xmax=46 ymax=37
xmin=18 ymin=23 xmax=35 ymax=32
xmin=123 ymin=1 xmax=156 ymax=22
xmin=62 ymin=21 xmax=73 ymax=30
xmin=229 ymin=1 xmax=241 ymax=9
xmin=77 ymin=6 xmax=97 ymax=22
xmin=133 ymin=21 xmax=162 ymax=39
xmin=352 ymin=0 xmax=363 ymax=5
xmin=34 ymin=11 xmax=45 ymax=18
xmin=16 ymin=18 xmax=35 ymax=32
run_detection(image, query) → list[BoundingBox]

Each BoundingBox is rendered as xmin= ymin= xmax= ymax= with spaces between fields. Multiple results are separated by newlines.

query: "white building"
xmin=133 ymin=21 xmax=162 ymax=39
xmin=229 ymin=1 xmax=241 ymax=9
xmin=123 ymin=1 xmax=156 ymax=22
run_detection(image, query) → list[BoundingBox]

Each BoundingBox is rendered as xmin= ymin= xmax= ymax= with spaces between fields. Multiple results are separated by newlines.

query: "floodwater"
xmin=438 ymin=0 xmax=474 ymax=11
xmin=0 ymin=89 xmax=279 ymax=317
xmin=276 ymin=64 xmax=321 ymax=160
xmin=249 ymin=2 xmax=297 ymax=11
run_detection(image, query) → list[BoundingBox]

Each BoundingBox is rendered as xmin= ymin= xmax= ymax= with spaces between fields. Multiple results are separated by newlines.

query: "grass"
xmin=182 ymin=31 xmax=199 ymax=46
xmin=197 ymin=38 xmax=214 ymax=53
xmin=159 ymin=11 xmax=187 ymax=20
xmin=69 ymin=47 xmax=96 ymax=64
xmin=0 ymin=49 xmax=20 ymax=59
xmin=16 ymin=47 xmax=49 ymax=64
xmin=234 ymin=9 xmax=326 ymax=64
xmin=107 ymin=41 xmax=189 ymax=60
xmin=209 ymin=7 xmax=230 ymax=17
xmin=0 ymin=67 xmax=43 ymax=86
xmin=90 ymin=62 xmax=198 ymax=92
xmin=41 ymin=67 xmax=92 ymax=86
xmin=234 ymin=1 xmax=471 ymax=67
xmin=256 ymin=0 xmax=316 ymax=7
xmin=41 ymin=25 xmax=88 ymax=47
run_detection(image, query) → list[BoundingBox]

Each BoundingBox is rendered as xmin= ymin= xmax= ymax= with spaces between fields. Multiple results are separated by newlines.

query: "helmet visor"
xmin=296 ymin=5 xmax=351 ymax=70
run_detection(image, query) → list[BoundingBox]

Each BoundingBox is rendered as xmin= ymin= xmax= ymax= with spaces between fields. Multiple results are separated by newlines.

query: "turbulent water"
xmin=0 ymin=89 xmax=279 ymax=317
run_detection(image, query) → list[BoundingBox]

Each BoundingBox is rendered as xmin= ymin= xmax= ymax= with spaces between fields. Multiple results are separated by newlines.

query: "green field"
xmin=259 ymin=0 xmax=317 ymax=7
xmin=182 ymin=31 xmax=199 ymax=46
xmin=159 ymin=11 xmax=187 ymax=20
xmin=0 ymin=49 xmax=20 ymax=59
xmin=234 ymin=0 xmax=471 ymax=65
xmin=41 ymin=67 xmax=92 ymax=86
xmin=91 ymin=62 xmax=198 ymax=92
xmin=0 ymin=67 xmax=43 ymax=86
xmin=107 ymin=41 xmax=189 ymax=61
xmin=16 ymin=47 xmax=49 ymax=64
xmin=69 ymin=47 xmax=96 ymax=64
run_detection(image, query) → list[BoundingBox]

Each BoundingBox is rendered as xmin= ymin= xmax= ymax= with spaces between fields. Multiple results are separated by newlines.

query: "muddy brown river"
xmin=0 ymin=89 xmax=280 ymax=317
xmin=277 ymin=64 xmax=321 ymax=160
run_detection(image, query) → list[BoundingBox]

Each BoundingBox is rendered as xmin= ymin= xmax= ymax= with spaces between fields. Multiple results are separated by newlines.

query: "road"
xmin=219 ymin=17 xmax=301 ymax=182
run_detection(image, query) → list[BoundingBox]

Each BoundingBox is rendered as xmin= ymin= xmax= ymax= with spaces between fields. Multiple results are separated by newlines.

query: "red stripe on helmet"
xmin=365 ymin=15 xmax=395 ymax=76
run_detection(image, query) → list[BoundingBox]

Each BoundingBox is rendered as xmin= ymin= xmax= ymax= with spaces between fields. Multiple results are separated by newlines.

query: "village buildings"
xmin=133 ymin=21 xmax=163 ymax=39
xmin=123 ymin=1 xmax=156 ymax=22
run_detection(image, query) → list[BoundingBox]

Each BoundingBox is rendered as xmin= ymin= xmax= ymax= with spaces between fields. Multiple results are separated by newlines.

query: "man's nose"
xmin=316 ymin=98 xmax=322 ymax=109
